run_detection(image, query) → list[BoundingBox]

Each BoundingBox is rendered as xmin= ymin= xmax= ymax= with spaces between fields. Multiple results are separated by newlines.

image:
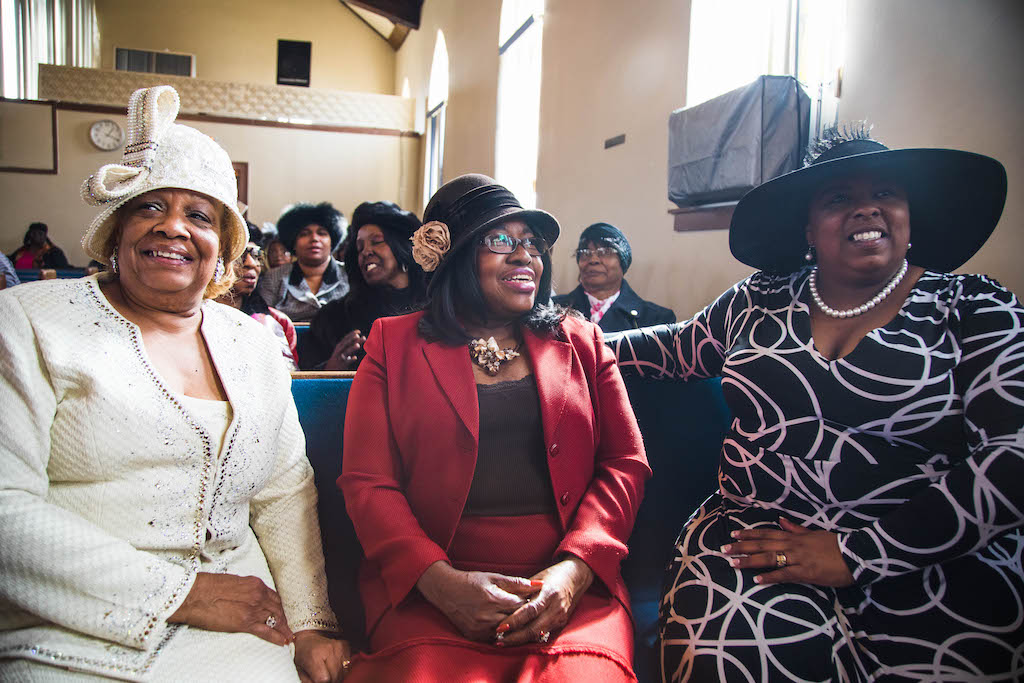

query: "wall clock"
xmin=89 ymin=119 xmax=125 ymax=151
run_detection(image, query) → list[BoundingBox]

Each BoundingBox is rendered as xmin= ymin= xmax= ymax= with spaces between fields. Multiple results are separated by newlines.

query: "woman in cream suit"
xmin=0 ymin=87 xmax=347 ymax=681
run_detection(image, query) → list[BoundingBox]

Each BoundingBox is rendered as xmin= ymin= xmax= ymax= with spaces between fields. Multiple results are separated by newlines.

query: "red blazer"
xmin=339 ymin=311 xmax=651 ymax=632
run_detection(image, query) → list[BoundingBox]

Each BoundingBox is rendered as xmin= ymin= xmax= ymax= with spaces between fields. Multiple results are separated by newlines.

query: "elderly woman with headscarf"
xmin=339 ymin=174 xmax=650 ymax=681
xmin=609 ymin=125 xmax=1024 ymax=681
xmin=0 ymin=86 xmax=349 ymax=681
xmin=553 ymin=223 xmax=674 ymax=332
xmin=257 ymin=202 xmax=349 ymax=322
xmin=299 ymin=201 xmax=427 ymax=370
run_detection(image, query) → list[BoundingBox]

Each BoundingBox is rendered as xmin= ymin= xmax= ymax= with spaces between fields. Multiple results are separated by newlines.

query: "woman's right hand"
xmin=169 ymin=572 xmax=294 ymax=646
xmin=416 ymin=561 xmax=541 ymax=642
xmin=324 ymin=330 xmax=366 ymax=371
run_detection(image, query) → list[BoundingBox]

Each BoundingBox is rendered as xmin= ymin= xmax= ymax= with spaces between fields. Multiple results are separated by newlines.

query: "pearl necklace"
xmin=808 ymin=259 xmax=908 ymax=319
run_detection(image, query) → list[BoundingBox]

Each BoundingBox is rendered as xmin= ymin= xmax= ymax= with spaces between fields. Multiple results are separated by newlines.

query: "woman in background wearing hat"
xmin=554 ymin=222 xmax=675 ymax=333
xmin=0 ymin=87 xmax=348 ymax=681
xmin=339 ymin=174 xmax=651 ymax=681
xmin=219 ymin=222 xmax=299 ymax=370
xmin=610 ymin=125 xmax=1024 ymax=681
xmin=299 ymin=201 xmax=427 ymax=370
xmin=257 ymin=202 xmax=349 ymax=322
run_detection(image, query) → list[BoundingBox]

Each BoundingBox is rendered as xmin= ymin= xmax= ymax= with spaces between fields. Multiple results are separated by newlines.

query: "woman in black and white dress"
xmin=610 ymin=127 xmax=1024 ymax=681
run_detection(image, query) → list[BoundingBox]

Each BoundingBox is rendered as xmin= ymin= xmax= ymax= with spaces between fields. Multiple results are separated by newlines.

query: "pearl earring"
xmin=804 ymin=245 xmax=815 ymax=263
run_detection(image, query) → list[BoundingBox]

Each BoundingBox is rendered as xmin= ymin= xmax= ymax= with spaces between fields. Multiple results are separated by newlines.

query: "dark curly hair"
xmin=275 ymin=202 xmax=345 ymax=252
xmin=417 ymin=236 xmax=571 ymax=345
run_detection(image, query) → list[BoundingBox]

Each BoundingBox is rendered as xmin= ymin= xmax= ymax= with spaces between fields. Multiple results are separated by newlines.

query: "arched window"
xmin=495 ymin=0 xmax=543 ymax=209
xmin=424 ymin=30 xmax=449 ymax=203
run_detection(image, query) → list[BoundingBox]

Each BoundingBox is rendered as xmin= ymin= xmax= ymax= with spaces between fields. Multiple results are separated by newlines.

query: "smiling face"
xmin=293 ymin=223 xmax=332 ymax=268
xmin=233 ymin=242 xmax=262 ymax=296
xmin=114 ymin=188 xmax=222 ymax=308
xmin=806 ymin=173 xmax=911 ymax=287
xmin=476 ymin=220 xmax=543 ymax=323
xmin=577 ymin=239 xmax=624 ymax=294
xmin=357 ymin=224 xmax=408 ymax=289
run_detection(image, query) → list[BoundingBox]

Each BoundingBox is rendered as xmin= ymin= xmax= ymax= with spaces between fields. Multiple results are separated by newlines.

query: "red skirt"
xmin=346 ymin=513 xmax=636 ymax=682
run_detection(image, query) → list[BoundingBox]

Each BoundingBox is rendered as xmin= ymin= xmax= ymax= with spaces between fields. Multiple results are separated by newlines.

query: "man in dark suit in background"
xmin=554 ymin=222 xmax=675 ymax=332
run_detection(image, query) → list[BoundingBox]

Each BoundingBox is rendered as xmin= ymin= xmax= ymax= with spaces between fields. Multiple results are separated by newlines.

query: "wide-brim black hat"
xmin=729 ymin=138 xmax=1007 ymax=273
xmin=420 ymin=174 xmax=560 ymax=292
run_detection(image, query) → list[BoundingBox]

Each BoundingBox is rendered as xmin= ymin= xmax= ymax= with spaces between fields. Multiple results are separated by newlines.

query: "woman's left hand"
xmin=722 ymin=518 xmax=855 ymax=587
xmin=496 ymin=555 xmax=594 ymax=646
xmin=293 ymin=630 xmax=351 ymax=683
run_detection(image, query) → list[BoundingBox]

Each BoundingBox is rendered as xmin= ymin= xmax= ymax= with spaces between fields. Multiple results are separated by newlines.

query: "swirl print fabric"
xmin=609 ymin=269 xmax=1024 ymax=681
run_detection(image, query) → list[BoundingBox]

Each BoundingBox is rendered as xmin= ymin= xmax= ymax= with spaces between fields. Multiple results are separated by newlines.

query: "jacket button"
xmin=549 ymin=443 xmax=559 ymax=457
xmin=560 ymin=492 xmax=570 ymax=506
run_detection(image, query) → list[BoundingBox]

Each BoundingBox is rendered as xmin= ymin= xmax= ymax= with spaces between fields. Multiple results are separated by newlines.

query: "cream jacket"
xmin=0 ymin=276 xmax=336 ymax=680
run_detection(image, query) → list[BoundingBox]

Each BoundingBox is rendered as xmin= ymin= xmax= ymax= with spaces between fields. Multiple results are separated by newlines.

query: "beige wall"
xmin=0 ymin=109 xmax=420 ymax=265
xmin=397 ymin=0 xmax=1024 ymax=319
xmin=395 ymin=0 xmax=502 ymax=213
xmin=839 ymin=0 xmax=1024 ymax=298
xmin=96 ymin=0 xmax=396 ymax=94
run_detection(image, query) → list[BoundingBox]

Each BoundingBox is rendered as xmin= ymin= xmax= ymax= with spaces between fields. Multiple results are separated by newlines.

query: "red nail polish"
xmin=495 ymin=641 xmax=505 ymax=648
xmin=530 ymin=580 xmax=544 ymax=588
xmin=496 ymin=623 xmax=511 ymax=634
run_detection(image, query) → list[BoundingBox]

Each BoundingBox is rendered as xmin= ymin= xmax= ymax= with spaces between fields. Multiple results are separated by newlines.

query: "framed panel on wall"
xmin=232 ymin=161 xmax=249 ymax=207
xmin=0 ymin=99 xmax=58 ymax=174
xmin=277 ymin=40 xmax=311 ymax=87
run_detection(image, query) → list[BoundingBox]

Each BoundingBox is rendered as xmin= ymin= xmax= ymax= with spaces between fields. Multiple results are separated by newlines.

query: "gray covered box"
xmin=668 ymin=75 xmax=810 ymax=207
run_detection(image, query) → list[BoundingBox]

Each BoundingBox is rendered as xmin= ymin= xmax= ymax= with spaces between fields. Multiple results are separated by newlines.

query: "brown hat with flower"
xmin=412 ymin=174 xmax=560 ymax=293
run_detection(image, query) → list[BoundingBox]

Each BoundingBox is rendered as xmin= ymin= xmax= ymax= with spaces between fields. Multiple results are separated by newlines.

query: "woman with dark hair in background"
xmin=300 ymin=201 xmax=427 ymax=370
xmin=9 ymin=222 xmax=71 ymax=269
xmin=219 ymin=223 xmax=299 ymax=370
xmin=257 ymin=202 xmax=349 ymax=322
xmin=339 ymin=174 xmax=650 ymax=681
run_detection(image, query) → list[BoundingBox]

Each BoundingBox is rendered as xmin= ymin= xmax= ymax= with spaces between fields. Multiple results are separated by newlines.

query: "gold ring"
xmin=775 ymin=551 xmax=788 ymax=568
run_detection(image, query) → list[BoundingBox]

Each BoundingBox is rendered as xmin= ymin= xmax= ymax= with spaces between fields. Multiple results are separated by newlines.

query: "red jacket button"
xmin=549 ymin=443 xmax=559 ymax=457
xmin=560 ymin=492 xmax=570 ymax=505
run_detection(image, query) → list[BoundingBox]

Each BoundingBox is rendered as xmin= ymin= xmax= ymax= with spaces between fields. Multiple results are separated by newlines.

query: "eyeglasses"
xmin=240 ymin=245 xmax=262 ymax=261
xmin=479 ymin=233 xmax=550 ymax=256
xmin=574 ymin=247 xmax=618 ymax=261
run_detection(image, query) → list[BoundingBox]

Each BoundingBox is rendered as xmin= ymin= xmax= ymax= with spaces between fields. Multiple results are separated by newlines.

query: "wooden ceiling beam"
xmin=346 ymin=0 xmax=423 ymax=30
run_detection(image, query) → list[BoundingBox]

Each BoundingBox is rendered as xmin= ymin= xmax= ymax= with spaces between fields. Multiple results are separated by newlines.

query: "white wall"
xmin=839 ymin=0 xmax=1024 ymax=297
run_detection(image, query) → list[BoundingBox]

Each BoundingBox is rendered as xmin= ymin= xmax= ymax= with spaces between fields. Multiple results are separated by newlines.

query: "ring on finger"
xmin=775 ymin=551 xmax=788 ymax=568
xmin=495 ymin=631 xmax=505 ymax=643
xmin=265 ymin=614 xmax=277 ymax=629
xmin=538 ymin=630 xmax=551 ymax=643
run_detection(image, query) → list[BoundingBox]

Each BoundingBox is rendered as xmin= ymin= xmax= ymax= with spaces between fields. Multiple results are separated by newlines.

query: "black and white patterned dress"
xmin=609 ymin=268 xmax=1024 ymax=682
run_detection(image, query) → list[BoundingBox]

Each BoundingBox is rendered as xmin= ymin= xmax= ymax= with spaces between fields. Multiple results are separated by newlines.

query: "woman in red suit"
xmin=339 ymin=174 xmax=651 ymax=681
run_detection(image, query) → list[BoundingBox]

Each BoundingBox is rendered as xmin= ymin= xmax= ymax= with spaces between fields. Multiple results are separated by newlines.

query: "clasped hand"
xmin=417 ymin=562 xmax=541 ymax=642
xmin=720 ymin=518 xmax=855 ymax=587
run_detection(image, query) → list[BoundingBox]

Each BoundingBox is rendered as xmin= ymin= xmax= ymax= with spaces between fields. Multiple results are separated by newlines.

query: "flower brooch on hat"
xmin=410 ymin=221 xmax=451 ymax=272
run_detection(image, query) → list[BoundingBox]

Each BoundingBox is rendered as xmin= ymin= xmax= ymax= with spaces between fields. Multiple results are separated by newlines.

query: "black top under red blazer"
xmin=339 ymin=311 xmax=651 ymax=632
